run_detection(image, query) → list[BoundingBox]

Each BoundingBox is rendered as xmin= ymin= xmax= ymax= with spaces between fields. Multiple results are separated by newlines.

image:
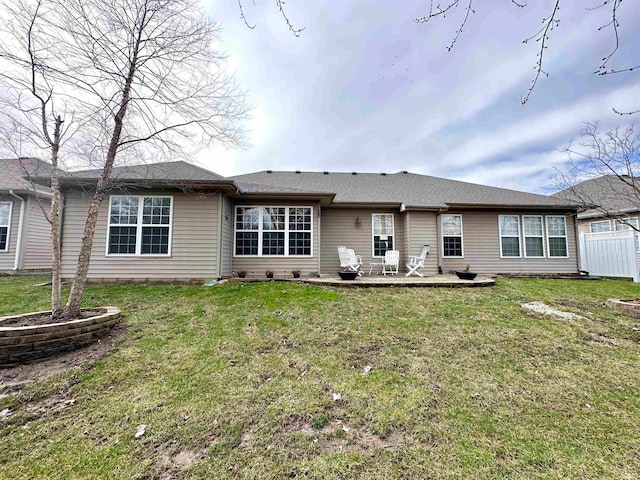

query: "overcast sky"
xmin=196 ymin=0 xmax=640 ymax=194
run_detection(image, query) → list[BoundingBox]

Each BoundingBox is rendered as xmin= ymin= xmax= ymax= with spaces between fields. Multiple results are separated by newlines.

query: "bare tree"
xmin=0 ymin=0 xmax=249 ymax=319
xmin=554 ymin=122 xmax=640 ymax=231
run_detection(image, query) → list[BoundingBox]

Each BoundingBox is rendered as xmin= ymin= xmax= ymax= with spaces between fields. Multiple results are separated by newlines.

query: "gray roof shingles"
xmin=231 ymin=171 xmax=576 ymax=209
xmin=554 ymin=175 xmax=640 ymax=218
xmin=68 ymin=160 xmax=225 ymax=182
xmin=0 ymin=158 xmax=52 ymax=192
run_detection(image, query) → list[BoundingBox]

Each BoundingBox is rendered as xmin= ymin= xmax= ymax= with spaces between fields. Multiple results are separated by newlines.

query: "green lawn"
xmin=1 ymin=276 xmax=639 ymax=479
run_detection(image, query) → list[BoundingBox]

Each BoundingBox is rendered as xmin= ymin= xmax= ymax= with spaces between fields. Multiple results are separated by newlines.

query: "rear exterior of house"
xmin=51 ymin=164 xmax=579 ymax=282
xmin=0 ymin=159 xmax=53 ymax=274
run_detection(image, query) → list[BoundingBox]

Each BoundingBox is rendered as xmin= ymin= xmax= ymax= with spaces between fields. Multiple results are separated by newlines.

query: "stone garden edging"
xmin=0 ymin=306 xmax=121 ymax=365
xmin=606 ymin=299 xmax=640 ymax=319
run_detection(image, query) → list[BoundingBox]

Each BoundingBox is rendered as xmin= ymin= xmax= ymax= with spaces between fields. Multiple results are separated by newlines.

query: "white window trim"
xmin=498 ymin=214 xmax=521 ymax=258
xmin=589 ymin=219 xmax=612 ymax=234
xmin=106 ymin=195 xmax=174 ymax=257
xmin=522 ymin=215 xmax=545 ymax=258
xmin=615 ymin=217 xmax=640 ymax=253
xmin=441 ymin=213 xmax=464 ymax=258
xmin=233 ymin=205 xmax=314 ymax=257
xmin=371 ymin=213 xmax=395 ymax=259
xmin=0 ymin=201 xmax=12 ymax=253
xmin=545 ymin=215 xmax=569 ymax=258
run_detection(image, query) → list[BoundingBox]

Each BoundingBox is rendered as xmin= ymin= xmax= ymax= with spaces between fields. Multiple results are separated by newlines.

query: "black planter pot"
xmin=455 ymin=270 xmax=478 ymax=280
xmin=338 ymin=270 xmax=359 ymax=280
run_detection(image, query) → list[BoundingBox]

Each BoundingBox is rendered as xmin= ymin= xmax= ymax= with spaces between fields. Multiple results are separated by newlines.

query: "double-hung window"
xmin=498 ymin=215 xmax=521 ymax=257
xmin=0 ymin=202 xmax=11 ymax=252
xmin=372 ymin=213 xmax=394 ymax=257
xmin=442 ymin=214 xmax=463 ymax=257
xmin=523 ymin=215 xmax=544 ymax=257
xmin=590 ymin=220 xmax=611 ymax=233
xmin=234 ymin=206 xmax=312 ymax=256
xmin=546 ymin=216 xmax=568 ymax=257
xmin=615 ymin=217 xmax=640 ymax=252
xmin=107 ymin=196 xmax=172 ymax=256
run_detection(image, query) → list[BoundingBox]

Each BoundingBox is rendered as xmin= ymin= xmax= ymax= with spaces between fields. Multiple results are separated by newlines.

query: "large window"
xmin=615 ymin=217 xmax=640 ymax=252
xmin=498 ymin=215 xmax=521 ymax=257
xmin=107 ymin=196 xmax=172 ymax=256
xmin=0 ymin=202 xmax=11 ymax=252
xmin=372 ymin=213 xmax=394 ymax=257
xmin=234 ymin=206 xmax=312 ymax=256
xmin=442 ymin=214 xmax=463 ymax=257
xmin=523 ymin=215 xmax=544 ymax=257
xmin=590 ymin=220 xmax=611 ymax=233
xmin=546 ymin=216 xmax=568 ymax=257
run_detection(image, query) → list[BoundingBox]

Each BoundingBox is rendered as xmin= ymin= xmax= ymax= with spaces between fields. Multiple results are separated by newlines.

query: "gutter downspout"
xmin=8 ymin=190 xmax=25 ymax=271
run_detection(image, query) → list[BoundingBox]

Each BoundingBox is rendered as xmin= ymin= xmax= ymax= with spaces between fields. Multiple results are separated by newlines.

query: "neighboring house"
xmin=0 ymin=158 xmax=53 ymax=273
xmin=36 ymin=161 xmax=579 ymax=281
xmin=555 ymin=174 xmax=640 ymax=258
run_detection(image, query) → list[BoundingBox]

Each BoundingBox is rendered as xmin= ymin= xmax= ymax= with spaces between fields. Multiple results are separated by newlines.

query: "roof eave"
xmin=443 ymin=202 xmax=580 ymax=211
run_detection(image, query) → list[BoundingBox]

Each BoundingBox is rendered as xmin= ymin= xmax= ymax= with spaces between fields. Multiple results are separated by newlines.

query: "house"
xmin=0 ymin=158 xmax=53 ymax=273
xmin=555 ymin=174 xmax=640 ymax=261
xmin=38 ymin=161 xmax=580 ymax=281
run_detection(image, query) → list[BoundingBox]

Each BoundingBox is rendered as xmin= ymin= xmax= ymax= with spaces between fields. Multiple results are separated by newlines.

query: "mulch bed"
xmin=0 ymin=309 xmax=104 ymax=328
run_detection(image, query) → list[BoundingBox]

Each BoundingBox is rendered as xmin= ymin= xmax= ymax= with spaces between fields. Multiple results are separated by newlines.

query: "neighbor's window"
xmin=234 ymin=206 xmax=312 ymax=256
xmin=442 ymin=214 xmax=463 ymax=257
xmin=523 ymin=215 xmax=544 ymax=257
xmin=372 ymin=213 xmax=394 ymax=257
xmin=615 ymin=217 xmax=640 ymax=252
xmin=546 ymin=216 xmax=568 ymax=258
xmin=0 ymin=202 xmax=11 ymax=252
xmin=590 ymin=220 xmax=611 ymax=233
xmin=107 ymin=196 xmax=172 ymax=256
xmin=498 ymin=215 xmax=521 ymax=257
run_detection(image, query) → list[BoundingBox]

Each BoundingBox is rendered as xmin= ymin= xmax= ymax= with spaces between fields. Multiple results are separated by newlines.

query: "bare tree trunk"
xmin=64 ymin=34 xmax=142 ymax=319
xmin=50 ymin=115 xmax=63 ymax=318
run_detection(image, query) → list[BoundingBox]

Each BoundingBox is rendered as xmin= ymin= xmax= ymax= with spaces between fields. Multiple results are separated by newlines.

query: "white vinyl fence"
xmin=579 ymin=231 xmax=640 ymax=282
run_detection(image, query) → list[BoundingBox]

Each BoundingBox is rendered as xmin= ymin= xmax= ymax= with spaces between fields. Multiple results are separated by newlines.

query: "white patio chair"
xmin=337 ymin=245 xmax=363 ymax=275
xmin=405 ymin=244 xmax=430 ymax=277
xmin=382 ymin=250 xmax=400 ymax=275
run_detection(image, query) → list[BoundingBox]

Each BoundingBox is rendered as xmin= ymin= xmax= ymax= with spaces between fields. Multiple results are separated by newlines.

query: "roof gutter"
xmin=8 ymin=190 xmax=25 ymax=271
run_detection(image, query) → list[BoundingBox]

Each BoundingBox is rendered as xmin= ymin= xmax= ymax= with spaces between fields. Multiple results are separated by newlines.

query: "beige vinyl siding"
xmin=405 ymin=210 xmax=439 ymax=275
xmin=220 ymin=194 xmax=234 ymax=276
xmin=319 ymin=208 xmax=403 ymax=275
xmin=61 ymin=189 xmax=220 ymax=280
xmin=0 ymin=195 xmax=20 ymax=271
xmin=231 ymin=200 xmax=320 ymax=277
xmin=440 ymin=210 xmax=578 ymax=274
xmin=22 ymin=196 xmax=52 ymax=270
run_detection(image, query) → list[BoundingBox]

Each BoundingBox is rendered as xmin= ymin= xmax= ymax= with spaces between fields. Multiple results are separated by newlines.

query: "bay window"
xmin=234 ymin=206 xmax=312 ymax=256
xmin=0 ymin=202 xmax=11 ymax=252
xmin=107 ymin=196 xmax=172 ymax=256
xmin=442 ymin=214 xmax=463 ymax=257
xmin=372 ymin=213 xmax=394 ymax=257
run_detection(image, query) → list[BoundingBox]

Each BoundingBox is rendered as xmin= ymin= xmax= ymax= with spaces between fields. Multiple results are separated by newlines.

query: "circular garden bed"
xmin=0 ymin=306 xmax=121 ymax=366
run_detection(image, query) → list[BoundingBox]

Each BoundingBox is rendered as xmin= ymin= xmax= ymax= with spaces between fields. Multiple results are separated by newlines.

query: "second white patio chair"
xmin=405 ymin=244 xmax=430 ymax=277
xmin=337 ymin=245 xmax=363 ymax=275
xmin=382 ymin=250 xmax=400 ymax=275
